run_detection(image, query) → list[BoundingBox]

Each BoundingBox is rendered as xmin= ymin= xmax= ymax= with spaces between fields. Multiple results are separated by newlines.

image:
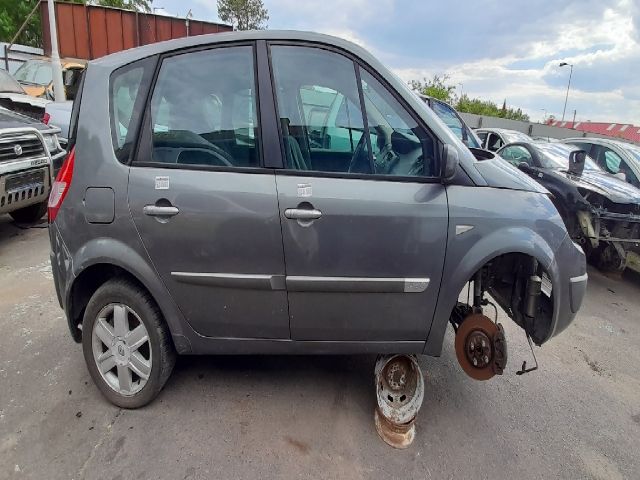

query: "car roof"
xmin=561 ymin=137 xmax=640 ymax=149
xmin=93 ymin=30 xmax=375 ymax=70
xmin=476 ymin=127 xmax=527 ymax=135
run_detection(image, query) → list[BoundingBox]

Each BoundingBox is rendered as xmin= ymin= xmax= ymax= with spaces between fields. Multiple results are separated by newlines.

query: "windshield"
xmin=502 ymin=130 xmax=532 ymax=144
xmin=14 ymin=61 xmax=52 ymax=86
xmin=534 ymin=143 xmax=601 ymax=171
xmin=0 ymin=69 xmax=25 ymax=93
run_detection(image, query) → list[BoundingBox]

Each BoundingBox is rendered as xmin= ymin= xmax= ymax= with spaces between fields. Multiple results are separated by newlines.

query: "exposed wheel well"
xmin=68 ymin=264 xmax=150 ymax=342
xmin=454 ymin=252 xmax=554 ymax=345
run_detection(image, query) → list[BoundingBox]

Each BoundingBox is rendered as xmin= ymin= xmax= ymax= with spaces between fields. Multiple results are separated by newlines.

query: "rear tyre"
xmin=9 ymin=201 xmax=47 ymax=223
xmin=82 ymin=278 xmax=176 ymax=408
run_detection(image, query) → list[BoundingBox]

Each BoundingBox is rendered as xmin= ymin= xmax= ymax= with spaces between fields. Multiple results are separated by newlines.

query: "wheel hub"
xmin=454 ymin=313 xmax=507 ymax=381
xmin=112 ymin=339 xmax=131 ymax=366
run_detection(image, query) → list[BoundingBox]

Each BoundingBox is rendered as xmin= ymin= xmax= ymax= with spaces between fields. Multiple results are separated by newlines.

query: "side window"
xmin=476 ymin=131 xmax=488 ymax=146
xmin=145 ymin=46 xmax=260 ymax=168
xmin=109 ymin=56 xmax=155 ymax=162
xmin=111 ymin=66 xmax=144 ymax=150
xmin=603 ymin=148 xmax=623 ymax=174
xmin=499 ymin=145 xmax=532 ymax=166
xmin=271 ymin=45 xmax=367 ymax=173
xmin=487 ymin=133 xmax=503 ymax=151
xmin=359 ymin=68 xmax=436 ymax=176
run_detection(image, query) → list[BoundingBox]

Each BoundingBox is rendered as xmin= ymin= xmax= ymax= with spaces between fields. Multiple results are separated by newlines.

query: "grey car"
xmin=561 ymin=137 xmax=640 ymax=189
xmin=476 ymin=128 xmax=533 ymax=152
xmin=48 ymin=31 xmax=587 ymax=408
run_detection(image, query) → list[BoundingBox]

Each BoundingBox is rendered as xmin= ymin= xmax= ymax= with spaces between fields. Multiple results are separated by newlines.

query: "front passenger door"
xmin=269 ymin=44 xmax=448 ymax=342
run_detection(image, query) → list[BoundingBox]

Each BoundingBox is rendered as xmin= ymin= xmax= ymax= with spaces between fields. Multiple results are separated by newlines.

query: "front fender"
xmin=424 ymin=225 xmax=562 ymax=356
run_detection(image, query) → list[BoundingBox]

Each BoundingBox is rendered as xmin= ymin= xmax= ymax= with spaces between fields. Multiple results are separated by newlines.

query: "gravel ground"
xmin=1 ymin=215 xmax=639 ymax=480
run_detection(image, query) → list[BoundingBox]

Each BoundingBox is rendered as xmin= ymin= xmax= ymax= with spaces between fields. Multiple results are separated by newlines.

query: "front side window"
xmin=271 ymin=46 xmax=367 ymax=173
xmin=147 ymin=46 xmax=260 ymax=168
xmin=271 ymin=45 xmax=435 ymax=178
xmin=499 ymin=145 xmax=532 ymax=166
xmin=359 ymin=68 xmax=436 ymax=176
xmin=487 ymin=133 xmax=503 ymax=151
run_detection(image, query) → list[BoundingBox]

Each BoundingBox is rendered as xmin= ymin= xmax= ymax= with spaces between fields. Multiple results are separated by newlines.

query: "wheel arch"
xmin=65 ymin=238 xmax=192 ymax=353
xmin=424 ymin=226 xmax=563 ymax=356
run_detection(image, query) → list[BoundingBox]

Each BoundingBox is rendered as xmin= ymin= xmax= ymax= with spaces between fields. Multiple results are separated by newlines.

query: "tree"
xmin=409 ymin=74 xmax=456 ymax=104
xmin=0 ymin=1 xmax=152 ymax=49
xmin=217 ymin=0 xmax=269 ymax=30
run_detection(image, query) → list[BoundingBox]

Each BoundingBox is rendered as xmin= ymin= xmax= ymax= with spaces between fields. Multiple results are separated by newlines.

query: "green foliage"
xmin=0 ymin=0 xmax=42 ymax=47
xmin=409 ymin=73 xmax=530 ymax=122
xmin=0 ymin=1 xmax=152 ymax=49
xmin=456 ymin=94 xmax=530 ymax=121
xmin=409 ymin=74 xmax=456 ymax=103
xmin=217 ymin=0 xmax=269 ymax=30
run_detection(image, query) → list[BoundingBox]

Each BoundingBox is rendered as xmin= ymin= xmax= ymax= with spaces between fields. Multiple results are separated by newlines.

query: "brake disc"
xmin=454 ymin=314 xmax=506 ymax=381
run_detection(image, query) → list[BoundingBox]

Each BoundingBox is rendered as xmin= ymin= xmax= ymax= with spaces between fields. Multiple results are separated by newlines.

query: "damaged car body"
xmin=48 ymin=31 xmax=587 ymax=408
xmin=498 ymin=142 xmax=640 ymax=271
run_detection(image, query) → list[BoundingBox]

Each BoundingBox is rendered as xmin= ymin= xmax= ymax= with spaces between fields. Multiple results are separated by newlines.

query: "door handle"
xmin=284 ymin=208 xmax=322 ymax=220
xmin=143 ymin=205 xmax=180 ymax=217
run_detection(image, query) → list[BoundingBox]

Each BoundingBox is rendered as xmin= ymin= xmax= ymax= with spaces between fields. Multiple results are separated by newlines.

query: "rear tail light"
xmin=42 ymin=112 xmax=51 ymax=125
xmin=48 ymin=146 xmax=75 ymax=223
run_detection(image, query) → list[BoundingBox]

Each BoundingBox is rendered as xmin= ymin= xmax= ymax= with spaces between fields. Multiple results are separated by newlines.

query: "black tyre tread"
xmin=82 ymin=277 xmax=176 ymax=408
xmin=9 ymin=201 xmax=47 ymax=223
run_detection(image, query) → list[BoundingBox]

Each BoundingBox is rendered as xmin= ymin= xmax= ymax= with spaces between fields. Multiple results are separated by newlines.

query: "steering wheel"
xmin=348 ymin=134 xmax=371 ymax=173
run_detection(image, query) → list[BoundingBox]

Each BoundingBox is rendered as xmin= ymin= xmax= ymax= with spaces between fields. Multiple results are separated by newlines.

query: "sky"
xmin=156 ymin=0 xmax=640 ymax=125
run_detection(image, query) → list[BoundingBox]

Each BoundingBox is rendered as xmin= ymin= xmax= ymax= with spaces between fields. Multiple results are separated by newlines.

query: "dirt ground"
xmin=1 ymin=215 xmax=639 ymax=480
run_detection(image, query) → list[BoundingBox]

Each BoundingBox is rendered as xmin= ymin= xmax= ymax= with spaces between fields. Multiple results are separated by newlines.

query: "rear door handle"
xmin=284 ymin=208 xmax=322 ymax=220
xmin=143 ymin=205 xmax=180 ymax=217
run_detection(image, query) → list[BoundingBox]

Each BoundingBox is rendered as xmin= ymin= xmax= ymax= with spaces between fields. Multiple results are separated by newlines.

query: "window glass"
xmin=359 ymin=68 xmax=436 ymax=176
xmin=271 ymin=46 xmax=367 ymax=173
xmin=487 ymin=133 xmax=503 ymax=151
xmin=499 ymin=145 xmax=532 ymax=166
xmin=429 ymin=100 xmax=480 ymax=148
xmin=603 ymin=149 xmax=623 ymax=173
xmin=148 ymin=46 xmax=259 ymax=168
xmin=111 ymin=66 xmax=145 ymax=150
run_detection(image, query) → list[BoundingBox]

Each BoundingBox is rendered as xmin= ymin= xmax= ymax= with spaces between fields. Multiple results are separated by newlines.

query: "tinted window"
xmin=499 ymin=145 xmax=533 ymax=166
xmin=148 ymin=46 xmax=260 ymax=168
xmin=271 ymin=46 xmax=367 ymax=173
xmin=360 ymin=68 xmax=436 ymax=176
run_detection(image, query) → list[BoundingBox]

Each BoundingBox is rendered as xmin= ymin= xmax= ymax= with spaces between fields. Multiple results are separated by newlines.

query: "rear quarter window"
xmin=109 ymin=56 xmax=156 ymax=162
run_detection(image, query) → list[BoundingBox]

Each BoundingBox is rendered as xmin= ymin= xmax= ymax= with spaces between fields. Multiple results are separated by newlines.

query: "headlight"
xmin=42 ymin=134 xmax=60 ymax=153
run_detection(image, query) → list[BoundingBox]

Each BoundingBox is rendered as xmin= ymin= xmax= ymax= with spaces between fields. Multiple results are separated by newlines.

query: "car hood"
xmin=471 ymin=152 xmax=550 ymax=194
xmin=0 ymin=106 xmax=50 ymax=131
xmin=564 ymin=170 xmax=640 ymax=204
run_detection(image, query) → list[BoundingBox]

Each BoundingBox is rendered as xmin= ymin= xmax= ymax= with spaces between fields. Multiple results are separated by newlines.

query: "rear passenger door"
xmin=269 ymin=44 xmax=448 ymax=342
xmin=125 ymin=44 xmax=290 ymax=339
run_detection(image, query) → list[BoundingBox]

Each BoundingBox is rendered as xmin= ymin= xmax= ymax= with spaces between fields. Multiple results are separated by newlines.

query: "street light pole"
xmin=47 ymin=0 xmax=65 ymax=102
xmin=559 ymin=62 xmax=573 ymax=122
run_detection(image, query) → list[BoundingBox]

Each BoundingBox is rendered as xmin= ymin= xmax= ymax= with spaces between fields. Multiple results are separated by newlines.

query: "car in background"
xmin=498 ymin=141 xmax=640 ymax=271
xmin=44 ymin=100 xmax=72 ymax=148
xmin=0 ymin=106 xmax=63 ymax=223
xmin=0 ymin=106 xmax=66 ymax=175
xmin=13 ymin=58 xmax=85 ymax=101
xmin=0 ymin=68 xmax=51 ymax=120
xmin=476 ymin=127 xmax=533 ymax=152
xmin=418 ymin=94 xmax=482 ymax=149
xmin=561 ymin=137 xmax=640 ymax=189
